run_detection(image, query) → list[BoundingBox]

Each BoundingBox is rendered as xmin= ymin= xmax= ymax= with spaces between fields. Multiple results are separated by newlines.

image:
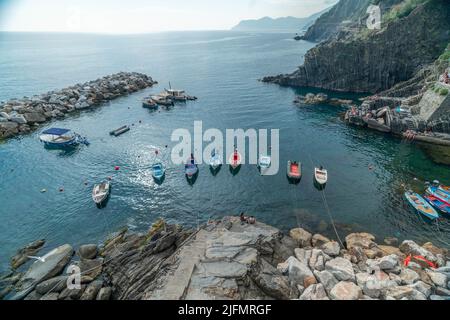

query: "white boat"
xmin=39 ymin=128 xmax=84 ymax=148
xmin=258 ymin=155 xmax=271 ymax=174
xmin=165 ymin=89 xmax=187 ymax=102
xmin=92 ymin=182 xmax=111 ymax=207
xmin=314 ymin=167 xmax=328 ymax=186
xmin=209 ymin=149 xmax=222 ymax=170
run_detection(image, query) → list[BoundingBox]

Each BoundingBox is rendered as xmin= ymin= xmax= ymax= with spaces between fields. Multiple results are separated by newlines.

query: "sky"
xmin=0 ymin=0 xmax=337 ymax=34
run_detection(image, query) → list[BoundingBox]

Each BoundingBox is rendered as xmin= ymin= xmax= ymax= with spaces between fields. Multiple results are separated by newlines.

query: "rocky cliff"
xmin=264 ymin=0 xmax=450 ymax=93
xmin=2 ymin=216 xmax=450 ymax=300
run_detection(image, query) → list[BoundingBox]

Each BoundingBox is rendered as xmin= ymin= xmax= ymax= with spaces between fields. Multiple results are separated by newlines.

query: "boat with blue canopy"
xmin=152 ymin=162 xmax=166 ymax=181
xmin=426 ymin=186 xmax=450 ymax=206
xmin=39 ymin=128 xmax=88 ymax=148
xmin=424 ymin=195 xmax=450 ymax=215
xmin=185 ymin=154 xmax=199 ymax=180
xmin=405 ymin=191 xmax=439 ymax=220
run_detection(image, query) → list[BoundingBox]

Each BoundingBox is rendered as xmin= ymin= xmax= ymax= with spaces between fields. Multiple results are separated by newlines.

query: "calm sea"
xmin=0 ymin=31 xmax=449 ymax=273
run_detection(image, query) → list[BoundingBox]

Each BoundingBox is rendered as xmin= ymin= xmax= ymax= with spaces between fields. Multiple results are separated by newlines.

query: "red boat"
xmin=229 ymin=148 xmax=242 ymax=170
xmin=287 ymin=161 xmax=302 ymax=182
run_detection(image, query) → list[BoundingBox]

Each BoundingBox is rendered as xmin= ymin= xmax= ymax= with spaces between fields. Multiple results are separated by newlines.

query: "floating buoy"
xmin=59 ymin=187 xmax=64 ymax=192
xmin=84 ymin=181 xmax=88 ymax=186
xmin=40 ymin=189 xmax=47 ymax=193
xmin=115 ymin=166 xmax=120 ymax=171
xmin=139 ymin=120 xmax=142 ymax=124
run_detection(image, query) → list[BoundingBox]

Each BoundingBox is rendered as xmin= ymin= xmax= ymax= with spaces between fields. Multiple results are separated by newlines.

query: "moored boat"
xmin=209 ymin=149 xmax=222 ymax=171
xmin=151 ymin=94 xmax=174 ymax=107
xmin=405 ymin=191 xmax=439 ymax=220
xmin=152 ymin=162 xmax=166 ymax=181
xmin=314 ymin=166 xmax=328 ymax=186
xmin=39 ymin=128 xmax=86 ymax=148
xmin=110 ymin=125 xmax=130 ymax=137
xmin=92 ymin=182 xmax=111 ymax=208
xmin=185 ymin=154 xmax=199 ymax=180
xmin=142 ymin=98 xmax=158 ymax=109
xmin=229 ymin=148 xmax=242 ymax=170
xmin=426 ymin=186 xmax=450 ymax=206
xmin=424 ymin=195 xmax=450 ymax=215
xmin=287 ymin=161 xmax=302 ymax=182
xmin=258 ymin=155 xmax=271 ymax=175
xmin=165 ymin=89 xmax=187 ymax=102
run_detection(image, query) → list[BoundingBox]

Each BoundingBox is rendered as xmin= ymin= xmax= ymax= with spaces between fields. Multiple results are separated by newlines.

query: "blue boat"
xmin=426 ymin=186 xmax=450 ymax=206
xmin=404 ymin=191 xmax=439 ymax=220
xmin=185 ymin=155 xmax=198 ymax=180
xmin=39 ymin=128 xmax=86 ymax=148
xmin=152 ymin=162 xmax=166 ymax=181
xmin=424 ymin=195 xmax=450 ymax=215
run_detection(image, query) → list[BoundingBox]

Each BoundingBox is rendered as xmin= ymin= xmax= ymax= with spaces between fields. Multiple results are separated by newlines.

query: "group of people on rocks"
xmin=240 ymin=212 xmax=256 ymax=225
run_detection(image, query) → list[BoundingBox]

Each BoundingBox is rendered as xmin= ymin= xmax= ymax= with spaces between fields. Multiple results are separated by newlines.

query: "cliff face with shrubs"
xmin=264 ymin=0 xmax=450 ymax=94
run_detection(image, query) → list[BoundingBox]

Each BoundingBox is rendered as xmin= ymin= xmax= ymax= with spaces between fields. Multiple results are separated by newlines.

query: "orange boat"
xmin=229 ymin=148 xmax=242 ymax=170
xmin=287 ymin=161 xmax=302 ymax=182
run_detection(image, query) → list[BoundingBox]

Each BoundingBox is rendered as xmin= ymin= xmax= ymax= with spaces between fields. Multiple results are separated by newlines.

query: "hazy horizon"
xmin=0 ymin=0 xmax=337 ymax=34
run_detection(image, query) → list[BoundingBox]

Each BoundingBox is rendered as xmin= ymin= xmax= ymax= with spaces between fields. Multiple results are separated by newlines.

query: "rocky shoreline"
xmin=0 ymin=72 xmax=156 ymax=140
xmin=1 ymin=216 xmax=449 ymax=300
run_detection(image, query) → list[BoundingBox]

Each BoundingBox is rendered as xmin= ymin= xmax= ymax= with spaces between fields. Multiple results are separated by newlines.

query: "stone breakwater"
xmin=1 ymin=216 xmax=449 ymax=300
xmin=0 ymin=72 xmax=156 ymax=140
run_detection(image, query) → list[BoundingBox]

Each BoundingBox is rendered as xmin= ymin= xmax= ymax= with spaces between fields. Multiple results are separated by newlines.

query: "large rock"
xmin=12 ymin=244 xmax=74 ymax=300
xmin=314 ymin=270 xmax=338 ymax=294
xmin=383 ymin=286 xmax=426 ymax=300
xmin=399 ymin=240 xmax=437 ymax=263
xmin=311 ymin=234 xmax=330 ymax=248
xmin=252 ymin=259 xmax=298 ymax=300
xmin=289 ymin=228 xmax=312 ymax=247
xmin=362 ymin=270 xmax=397 ymax=298
xmin=345 ymin=233 xmax=377 ymax=250
xmin=10 ymin=239 xmax=46 ymax=269
xmin=299 ymin=283 xmax=329 ymax=300
xmin=399 ymin=269 xmax=420 ymax=285
xmin=35 ymin=276 xmax=68 ymax=295
xmin=330 ymin=281 xmax=362 ymax=300
xmin=23 ymin=112 xmax=46 ymax=124
xmin=287 ymin=257 xmax=316 ymax=288
xmin=366 ymin=254 xmax=399 ymax=271
xmin=321 ymin=241 xmax=340 ymax=257
xmin=78 ymin=244 xmax=98 ymax=260
xmin=426 ymin=270 xmax=447 ymax=287
xmin=325 ymin=257 xmax=355 ymax=282
xmin=80 ymin=281 xmax=102 ymax=300
xmin=408 ymin=281 xmax=432 ymax=298
xmin=79 ymin=258 xmax=104 ymax=279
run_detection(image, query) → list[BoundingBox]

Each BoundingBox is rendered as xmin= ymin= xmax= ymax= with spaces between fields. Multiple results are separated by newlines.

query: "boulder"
xmin=299 ymin=283 xmax=329 ymax=300
xmin=287 ymin=257 xmax=316 ymax=288
xmin=321 ymin=241 xmax=340 ymax=257
xmin=58 ymin=285 xmax=86 ymax=300
xmin=35 ymin=276 xmax=68 ymax=295
xmin=289 ymin=228 xmax=312 ymax=247
xmin=12 ymin=244 xmax=74 ymax=300
xmin=308 ymin=249 xmax=329 ymax=271
xmin=80 ymin=280 xmax=102 ymax=300
xmin=314 ymin=270 xmax=338 ymax=294
xmin=294 ymin=248 xmax=311 ymax=265
xmin=399 ymin=269 xmax=420 ymax=285
xmin=408 ymin=281 xmax=431 ymax=298
xmin=78 ymin=244 xmax=98 ymax=260
xmin=79 ymin=258 xmax=104 ymax=280
xmin=366 ymin=254 xmax=399 ymax=271
xmin=40 ymin=292 xmax=59 ymax=300
xmin=96 ymin=287 xmax=112 ymax=300
xmin=384 ymin=237 xmax=399 ymax=246
xmin=383 ymin=286 xmax=426 ymax=300
xmin=311 ymin=234 xmax=330 ymax=248
xmin=399 ymin=240 xmax=437 ymax=263
xmin=325 ymin=257 xmax=355 ymax=282
xmin=23 ymin=112 xmax=46 ymax=124
xmin=252 ymin=259 xmax=297 ymax=300
xmin=10 ymin=239 xmax=46 ymax=269
xmin=426 ymin=270 xmax=447 ymax=287
xmin=378 ymin=245 xmax=403 ymax=257
xmin=363 ymin=270 xmax=397 ymax=298
xmin=434 ymin=287 xmax=450 ymax=297
xmin=330 ymin=281 xmax=362 ymax=300
xmin=345 ymin=233 xmax=377 ymax=250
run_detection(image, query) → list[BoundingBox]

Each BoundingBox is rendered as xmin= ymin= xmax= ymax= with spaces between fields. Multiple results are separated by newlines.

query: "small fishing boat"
xmin=142 ymin=98 xmax=158 ymax=109
xmin=424 ymin=195 xmax=450 ymax=215
xmin=165 ymin=89 xmax=187 ymax=102
xmin=151 ymin=94 xmax=174 ymax=107
xmin=209 ymin=149 xmax=222 ymax=170
xmin=405 ymin=191 xmax=439 ymax=220
xmin=152 ymin=163 xmax=166 ymax=181
xmin=293 ymin=34 xmax=301 ymax=41
xmin=314 ymin=166 xmax=328 ymax=186
xmin=229 ymin=148 xmax=242 ymax=170
xmin=110 ymin=125 xmax=130 ymax=137
xmin=92 ymin=182 xmax=111 ymax=207
xmin=258 ymin=155 xmax=271 ymax=175
xmin=287 ymin=161 xmax=302 ymax=182
xmin=39 ymin=128 xmax=85 ymax=148
xmin=185 ymin=155 xmax=199 ymax=180
xmin=426 ymin=186 xmax=450 ymax=206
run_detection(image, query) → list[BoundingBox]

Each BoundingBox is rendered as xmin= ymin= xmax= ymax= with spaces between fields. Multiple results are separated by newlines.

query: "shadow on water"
xmin=229 ymin=165 xmax=242 ymax=176
xmin=186 ymin=171 xmax=199 ymax=186
xmin=153 ymin=174 xmax=166 ymax=186
xmin=210 ymin=165 xmax=222 ymax=176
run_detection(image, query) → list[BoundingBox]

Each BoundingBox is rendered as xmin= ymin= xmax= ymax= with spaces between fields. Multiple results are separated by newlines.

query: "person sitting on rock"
xmin=248 ymin=216 xmax=256 ymax=225
xmin=240 ymin=212 xmax=248 ymax=224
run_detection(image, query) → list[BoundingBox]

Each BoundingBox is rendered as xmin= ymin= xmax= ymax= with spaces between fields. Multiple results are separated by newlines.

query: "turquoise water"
xmin=0 ymin=31 xmax=449 ymax=273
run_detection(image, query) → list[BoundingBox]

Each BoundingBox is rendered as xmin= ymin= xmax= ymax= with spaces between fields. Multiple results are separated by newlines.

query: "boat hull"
xmin=287 ymin=161 xmax=302 ymax=183
xmin=427 ymin=187 xmax=450 ymax=206
xmin=405 ymin=192 xmax=439 ymax=220
xmin=425 ymin=195 xmax=450 ymax=215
